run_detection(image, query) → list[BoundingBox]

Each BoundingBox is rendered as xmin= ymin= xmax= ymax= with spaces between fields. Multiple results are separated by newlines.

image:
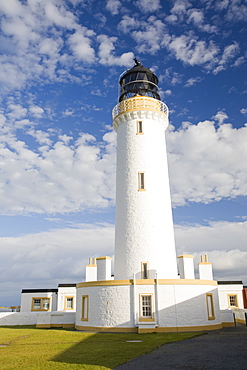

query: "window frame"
xmin=64 ymin=296 xmax=74 ymax=310
xmin=141 ymin=262 xmax=149 ymax=279
xmin=136 ymin=120 xmax=144 ymax=134
xmin=228 ymin=294 xmax=238 ymax=308
xmin=139 ymin=294 xmax=154 ymax=322
xmin=81 ymin=295 xmax=89 ymax=321
xmin=138 ymin=171 xmax=146 ymax=191
xmin=31 ymin=297 xmax=51 ymax=311
xmin=206 ymin=293 xmax=215 ymax=320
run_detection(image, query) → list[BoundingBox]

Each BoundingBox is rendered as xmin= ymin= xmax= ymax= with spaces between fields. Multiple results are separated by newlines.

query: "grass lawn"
xmin=0 ymin=326 xmax=202 ymax=369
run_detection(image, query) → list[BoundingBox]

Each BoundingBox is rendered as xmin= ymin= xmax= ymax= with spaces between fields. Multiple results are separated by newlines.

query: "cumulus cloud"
xmin=1 ymin=219 xmax=246 ymax=305
xmin=0 ymin=108 xmax=117 ymax=214
xmin=106 ymin=0 xmax=121 ymax=15
xmin=135 ymin=0 xmax=161 ymax=13
xmin=175 ymin=220 xmax=247 ymax=282
xmin=0 ymin=223 xmax=115 ymax=304
xmin=167 ymin=119 xmax=247 ymax=206
xmin=97 ymin=34 xmax=134 ymax=66
xmin=132 ymin=16 xmax=166 ymax=54
xmin=68 ymin=28 xmax=96 ymax=63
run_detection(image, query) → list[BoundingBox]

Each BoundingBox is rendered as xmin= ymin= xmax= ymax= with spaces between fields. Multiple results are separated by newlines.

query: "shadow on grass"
xmin=51 ymin=332 xmax=200 ymax=369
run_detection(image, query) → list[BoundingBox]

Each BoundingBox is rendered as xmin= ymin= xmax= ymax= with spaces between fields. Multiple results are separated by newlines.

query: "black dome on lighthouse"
xmin=118 ymin=59 xmax=161 ymax=102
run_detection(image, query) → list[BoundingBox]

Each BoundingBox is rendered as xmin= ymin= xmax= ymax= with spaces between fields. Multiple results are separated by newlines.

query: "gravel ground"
xmin=114 ymin=326 xmax=247 ymax=370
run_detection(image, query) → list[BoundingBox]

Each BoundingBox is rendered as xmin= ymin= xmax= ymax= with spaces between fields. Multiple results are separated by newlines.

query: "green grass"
xmin=0 ymin=326 xmax=202 ymax=369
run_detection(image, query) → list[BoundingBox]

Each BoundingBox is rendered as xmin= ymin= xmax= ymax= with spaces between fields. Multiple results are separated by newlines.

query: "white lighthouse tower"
xmin=76 ymin=60 xmax=222 ymax=333
xmin=113 ymin=59 xmax=178 ymax=281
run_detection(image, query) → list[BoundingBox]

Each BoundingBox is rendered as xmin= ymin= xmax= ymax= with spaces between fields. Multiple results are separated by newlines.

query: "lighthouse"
xmin=113 ymin=59 xmax=178 ymax=281
xmin=76 ymin=60 xmax=222 ymax=333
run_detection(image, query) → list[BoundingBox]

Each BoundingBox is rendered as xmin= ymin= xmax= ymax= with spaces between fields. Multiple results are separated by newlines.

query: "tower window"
xmin=137 ymin=121 xmax=143 ymax=134
xmin=141 ymin=262 xmax=149 ymax=279
xmin=138 ymin=172 xmax=145 ymax=191
xmin=206 ymin=293 xmax=215 ymax=320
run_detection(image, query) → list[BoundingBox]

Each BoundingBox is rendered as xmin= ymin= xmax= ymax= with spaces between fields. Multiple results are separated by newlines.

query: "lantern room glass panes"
xmin=119 ymin=70 xmax=160 ymax=102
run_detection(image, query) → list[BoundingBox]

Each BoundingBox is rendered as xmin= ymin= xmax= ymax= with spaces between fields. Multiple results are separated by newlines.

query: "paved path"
xmin=115 ymin=326 xmax=247 ymax=370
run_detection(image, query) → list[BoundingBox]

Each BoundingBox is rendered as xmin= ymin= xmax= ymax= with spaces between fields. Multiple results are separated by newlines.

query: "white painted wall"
xmin=20 ymin=292 xmax=57 ymax=312
xmin=178 ymin=255 xmax=195 ymax=279
xmin=96 ymin=257 xmax=112 ymax=281
xmin=0 ymin=312 xmax=39 ymax=326
xmin=199 ymin=263 xmax=213 ymax=280
xmin=86 ymin=265 xmax=97 ymax=282
xmin=113 ymin=108 xmax=178 ymax=280
xmin=218 ymin=284 xmax=244 ymax=310
xmin=76 ymin=281 xmax=222 ymax=329
xmin=57 ymin=286 xmax=76 ymax=311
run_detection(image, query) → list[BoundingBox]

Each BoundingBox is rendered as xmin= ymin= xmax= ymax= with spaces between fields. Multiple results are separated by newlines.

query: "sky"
xmin=0 ymin=0 xmax=246 ymax=307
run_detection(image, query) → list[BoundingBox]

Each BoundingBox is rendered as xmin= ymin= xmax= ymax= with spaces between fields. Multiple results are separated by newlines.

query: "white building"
xmin=16 ymin=61 xmax=246 ymax=330
xmin=75 ymin=60 xmax=246 ymax=333
xmin=20 ymin=284 xmax=76 ymax=313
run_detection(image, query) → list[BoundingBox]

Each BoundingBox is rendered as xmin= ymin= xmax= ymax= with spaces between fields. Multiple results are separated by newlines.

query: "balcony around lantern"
xmin=112 ymin=95 xmax=169 ymax=120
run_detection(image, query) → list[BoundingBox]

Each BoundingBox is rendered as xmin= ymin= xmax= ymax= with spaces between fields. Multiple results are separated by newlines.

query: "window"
xmin=228 ymin=294 xmax=238 ymax=308
xmin=140 ymin=294 xmax=152 ymax=318
xmin=138 ymin=172 xmax=145 ymax=191
xmin=32 ymin=297 xmax=50 ymax=311
xmin=206 ymin=293 xmax=215 ymax=320
xmin=137 ymin=121 xmax=143 ymax=134
xmin=65 ymin=296 xmax=74 ymax=310
xmin=141 ymin=262 xmax=149 ymax=279
xmin=81 ymin=295 xmax=89 ymax=321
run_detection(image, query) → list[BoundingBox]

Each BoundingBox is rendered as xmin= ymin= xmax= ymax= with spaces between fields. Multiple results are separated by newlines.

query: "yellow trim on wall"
xmin=75 ymin=325 xmax=138 ymax=333
xmin=75 ymin=323 xmax=222 ymax=333
xmin=178 ymin=254 xmax=194 ymax=258
xmin=222 ymin=322 xmax=235 ymax=327
xmin=96 ymin=256 xmax=112 ymax=260
xmin=36 ymin=324 xmax=75 ymax=329
xmin=86 ymin=264 xmax=97 ymax=267
xmin=77 ymin=278 xmax=218 ymax=288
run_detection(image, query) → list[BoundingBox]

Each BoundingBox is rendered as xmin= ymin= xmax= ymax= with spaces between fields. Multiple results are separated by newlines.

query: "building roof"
xmin=21 ymin=288 xmax=58 ymax=293
xmin=217 ymin=281 xmax=243 ymax=285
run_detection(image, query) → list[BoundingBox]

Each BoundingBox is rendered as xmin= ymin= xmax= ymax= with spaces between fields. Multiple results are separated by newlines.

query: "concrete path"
xmin=115 ymin=326 xmax=247 ymax=370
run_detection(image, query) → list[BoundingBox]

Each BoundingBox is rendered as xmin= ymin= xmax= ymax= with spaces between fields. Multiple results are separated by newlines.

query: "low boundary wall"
xmin=0 ymin=312 xmax=75 ymax=328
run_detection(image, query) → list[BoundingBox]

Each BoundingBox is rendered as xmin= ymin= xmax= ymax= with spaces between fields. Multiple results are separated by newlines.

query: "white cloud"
xmin=0 ymin=124 xmax=117 ymax=215
xmin=165 ymin=34 xmax=219 ymax=68
xmin=135 ymin=0 xmax=161 ymax=13
xmin=68 ymin=28 xmax=96 ymax=63
xmin=212 ymin=110 xmax=228 ymax=125
xmin=240 ymin=108 xmax=247 ymax=114
xmin=29 ymin=105 xmax=44 ymax=118
xmin=97 ymin=34 xmax=134 ymax=66
xmin=167 ymin=120 xmax=247 ymax=206
xmin=132 ymin=16 xmax=166 ymax=54
xmin=1 ymin=219 xmax=246 ymax=305
xmin=0 ymin=223 xmax=115 ymax=304
xmin=118 ymin=15 xmax=138 ymax=34
xmin=106 ymin=0 xmax=121 ymax=15
xmin=175 ymin=220 xmax=247 ymax=282
xmin=184 ymin=76 xmax=203 ymax=87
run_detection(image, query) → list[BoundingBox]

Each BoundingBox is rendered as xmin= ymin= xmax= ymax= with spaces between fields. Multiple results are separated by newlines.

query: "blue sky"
xmin=0 ymin=0 xmax=246 ymax=306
